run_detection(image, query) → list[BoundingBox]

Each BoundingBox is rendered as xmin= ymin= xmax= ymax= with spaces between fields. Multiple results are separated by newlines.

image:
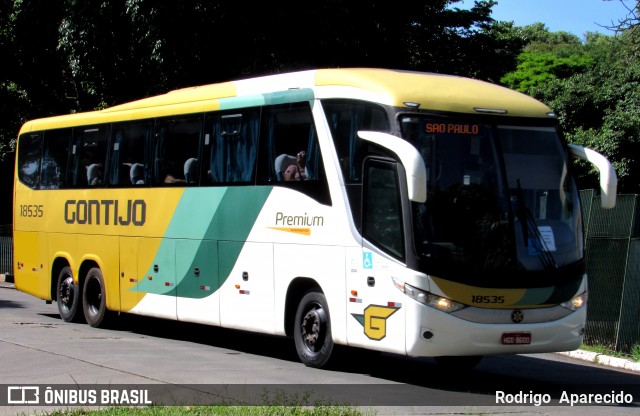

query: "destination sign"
xmin=425 ymin=123 xmax=480 ymax=135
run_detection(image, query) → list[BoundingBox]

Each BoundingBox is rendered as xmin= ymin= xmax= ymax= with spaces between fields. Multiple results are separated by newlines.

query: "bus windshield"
xmin=400 ymin=117 xmax=583 ymax=285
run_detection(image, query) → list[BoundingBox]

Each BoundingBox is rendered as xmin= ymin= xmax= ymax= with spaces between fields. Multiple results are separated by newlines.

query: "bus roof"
xmin=19 ymin=68 xmax=553 ymax=133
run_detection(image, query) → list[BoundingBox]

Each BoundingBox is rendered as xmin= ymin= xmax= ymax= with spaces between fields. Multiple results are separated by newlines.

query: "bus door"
xmin=346 ymin=158 xmax=407 ymax=353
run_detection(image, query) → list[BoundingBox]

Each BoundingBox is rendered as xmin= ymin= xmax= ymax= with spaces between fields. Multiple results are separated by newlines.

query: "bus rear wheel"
xmin=82 ymin=267 xmax=108 ymax=328
xmin=56 ymin=266 xmax=80 ymax=322
xmin=293 ymin=290 xmax=334 ymax=368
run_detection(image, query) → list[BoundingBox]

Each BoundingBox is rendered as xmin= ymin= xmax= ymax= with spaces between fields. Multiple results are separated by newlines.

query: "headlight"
xmin=392 ymin=277 xmax=465 ymax=313
xmin=561 ymin=291 xmax=588 ymax=311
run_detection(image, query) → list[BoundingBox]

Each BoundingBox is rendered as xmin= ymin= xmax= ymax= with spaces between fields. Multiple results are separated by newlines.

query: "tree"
xmin=0 ymin=0 xmax=69 ymax=161
xmin=499 ymin=24 xmax=593 ymax=95
xmin=0 ymin=0 xmax=522 ymax=161
xmin=500 ymin=51 xmax=593 ymax=94
xmin=603 ymin=0 xmax=639 ymax=33
xmin=535 ymin=33 xmax=640 ymax=193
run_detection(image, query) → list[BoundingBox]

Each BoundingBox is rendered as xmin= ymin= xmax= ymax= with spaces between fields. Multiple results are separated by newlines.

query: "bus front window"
xmin=499 ymin=126 xmax=583 ymax=274
xmin=401 ymin=117 xmax=583 ymax=286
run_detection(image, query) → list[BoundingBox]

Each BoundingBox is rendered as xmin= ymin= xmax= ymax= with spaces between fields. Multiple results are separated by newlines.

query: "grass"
xmin=28 ymin=390 xmax=370 ymax=416
xmin=632 ymin=344 xmax=640 ymax=362
xmin=42 ymin=407 xmax=368 ymax=416
xmin=580 ymin=343 xmax=640 ymax=362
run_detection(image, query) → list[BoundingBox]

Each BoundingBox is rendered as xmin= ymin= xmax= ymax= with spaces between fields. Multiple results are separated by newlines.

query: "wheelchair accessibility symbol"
xmin=363 ymin=252 xmax=373 ymax=269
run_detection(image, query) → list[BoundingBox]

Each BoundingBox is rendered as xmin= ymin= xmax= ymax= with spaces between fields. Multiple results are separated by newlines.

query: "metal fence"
xmin=0 ymin=224 xmax=13 ymax=275
xmin=581 ymin=190 xmax=640 ymax=353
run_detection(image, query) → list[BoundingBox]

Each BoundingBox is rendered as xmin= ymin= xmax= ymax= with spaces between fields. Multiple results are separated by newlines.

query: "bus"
xmin=13 ymin=68 xmax=617 ymax=368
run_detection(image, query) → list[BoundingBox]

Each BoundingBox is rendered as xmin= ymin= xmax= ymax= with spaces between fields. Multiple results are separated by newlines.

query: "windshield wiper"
xmin=514 ymin=180 xmax=558 ymax=270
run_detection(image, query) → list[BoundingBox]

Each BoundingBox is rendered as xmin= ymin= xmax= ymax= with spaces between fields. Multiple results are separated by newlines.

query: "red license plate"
xmin=501 ymin=332 xmax=531 ymax=345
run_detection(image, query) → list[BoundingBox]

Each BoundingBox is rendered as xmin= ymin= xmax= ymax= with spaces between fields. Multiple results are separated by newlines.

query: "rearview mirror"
xmin=568 ymin=144 xmax=617 ymax=209
xmin=357 ymin=131 xmax=427 ymax=203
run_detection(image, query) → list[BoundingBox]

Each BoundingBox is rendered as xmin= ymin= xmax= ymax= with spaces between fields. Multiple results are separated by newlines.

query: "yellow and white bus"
xmin=13 ymin=68 xmax=617 ymax=368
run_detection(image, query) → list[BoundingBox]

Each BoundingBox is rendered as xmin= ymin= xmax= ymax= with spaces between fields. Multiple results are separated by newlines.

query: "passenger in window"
xmin=163 ymin=160 xmax=186 ymax=184
xmin=164 ymin=174 xmax=185 ymax=184
xmin=86 ymin=163 xmax=103 ymax=186
xmin=129 ymin=163 xmax=145 ymax=185
xmin=284 ymin=151 xmax=307 ymax=181
xmin=183 ymin=158 xmax=198 ymax=183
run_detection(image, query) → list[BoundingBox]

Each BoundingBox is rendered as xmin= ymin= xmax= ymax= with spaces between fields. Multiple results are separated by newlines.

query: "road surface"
xmin=1 ymin=285 xmax=639 ymax=415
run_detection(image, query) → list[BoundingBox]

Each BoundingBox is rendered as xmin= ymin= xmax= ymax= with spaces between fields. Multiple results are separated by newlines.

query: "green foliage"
xmin=581 ymin=342 xmax=640 ymax=363
xmin=498 ymin=23 xmax=594 ymax=95
xmin=0 ymin=0 xmax=515 ymax=161
xmin=498 ymin=20 xmax=640 ymax=193
xmin=632 ymin=344 xmax=640 ymax=362
xmin=515 ymin=22 xmax=581 ymax=44
xmin=500 ymin=51 xmax=593 ymax=94
xmin=46 ymin=405 xmax=366 ymax=416
xmin=2 ymin=0 xmax=640 ymax=194
xmin=42 ymin=389 xmax=368 ymax=415
xmin=536 ymin=40 xmax=640 ymax=192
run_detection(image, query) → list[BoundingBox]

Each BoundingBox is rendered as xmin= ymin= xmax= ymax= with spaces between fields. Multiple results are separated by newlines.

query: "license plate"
xmin=501 ymin=332 xmax=531 ymax=345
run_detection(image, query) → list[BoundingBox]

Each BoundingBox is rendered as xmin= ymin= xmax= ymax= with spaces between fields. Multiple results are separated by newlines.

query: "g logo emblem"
xmin=352 ymin=305 xmax=399 ymax=340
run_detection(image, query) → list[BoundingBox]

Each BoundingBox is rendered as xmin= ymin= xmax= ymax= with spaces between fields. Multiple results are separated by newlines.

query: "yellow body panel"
xmin=14 ymin=231 xmax=50 ymax=300
xmin=13 ymin=180 xmax=182 ymax=308
xmin=18 ymin=68 xmax=552 ymax=137
xmin=314 ymin=68 xmax=552 ymax=117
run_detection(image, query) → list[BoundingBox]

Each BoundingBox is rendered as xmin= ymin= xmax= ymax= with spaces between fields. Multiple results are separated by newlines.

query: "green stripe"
xmin=218 ymin=88 xmax=315 ymax=110
xmin=136 ymin=187 xmax=272 ymax=298
xmin=515 ymin=286 xmax=555 ymax=305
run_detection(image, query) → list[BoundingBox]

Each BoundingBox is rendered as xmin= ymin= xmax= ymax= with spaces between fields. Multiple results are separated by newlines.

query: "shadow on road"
xmin=38 ymin=309 xmax=640 ymax=405
xmin=0 ymin=298 xmax=26 ymax=309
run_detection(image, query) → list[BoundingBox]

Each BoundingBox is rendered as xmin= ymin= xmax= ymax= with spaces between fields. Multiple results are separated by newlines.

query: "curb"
xmin=0 ymin=279 xmax=638 ymax=373
xmin=558 ymin=350 xmax=640 ymax=373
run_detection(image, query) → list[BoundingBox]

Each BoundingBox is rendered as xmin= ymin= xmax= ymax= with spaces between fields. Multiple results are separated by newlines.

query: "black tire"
xmin=56 ymin=266 xmax=81 ymax=322
xmin=434 ymin=355 xmax=483 ymax=371
xmin=82 ymin=267 xmax=108 ymax=328
xmin=293 ymin=290 xmax=334 ymax=368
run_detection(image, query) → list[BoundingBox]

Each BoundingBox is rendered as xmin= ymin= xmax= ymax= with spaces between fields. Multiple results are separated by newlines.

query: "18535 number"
xmin=471 ymin=295 xmax=505 ymax=304
xmin=19 ymin=204 xmax=44 ymax=218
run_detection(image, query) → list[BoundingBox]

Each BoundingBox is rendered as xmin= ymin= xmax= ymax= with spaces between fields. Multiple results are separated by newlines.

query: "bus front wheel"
xmin=56 ymin=266 xmax=80 ymax=322
xmin=82 ymin=268 xmax=108 ymax=328
xmin=293 ymin=291 xmax=334 ymax=368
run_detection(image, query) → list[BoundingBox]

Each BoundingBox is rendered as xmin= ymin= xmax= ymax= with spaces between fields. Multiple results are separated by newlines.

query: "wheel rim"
xmin=86 ymin=277 xmax=102 ymax=318
xmin=59 ymin=276 xmax=75 ymax=312
xmin=301 ymin=303 xmax=326 ymax=353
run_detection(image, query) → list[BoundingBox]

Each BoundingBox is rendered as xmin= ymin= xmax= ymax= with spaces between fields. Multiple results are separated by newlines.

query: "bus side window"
xmin=154 ymin=115 xmax=202 ymax=186
xmin=17 ymin=132 xmax=43 ymax=189
xmin=40 ymin=129 xmax=71 ymax=189
xmin=257 ymin=102 xmax=330 ymax=205
xmin=259 ymin=103 xmax=320 ymax=183
xmin=321 ymin=99 xmax=390 ymax=183
xmin=70 ymin=125 xmax=110 ymax=188
xmin=204 ymin=110 xmax=259 ymax=185
xmin=110 ymin=121 xmax=152 ymax=186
